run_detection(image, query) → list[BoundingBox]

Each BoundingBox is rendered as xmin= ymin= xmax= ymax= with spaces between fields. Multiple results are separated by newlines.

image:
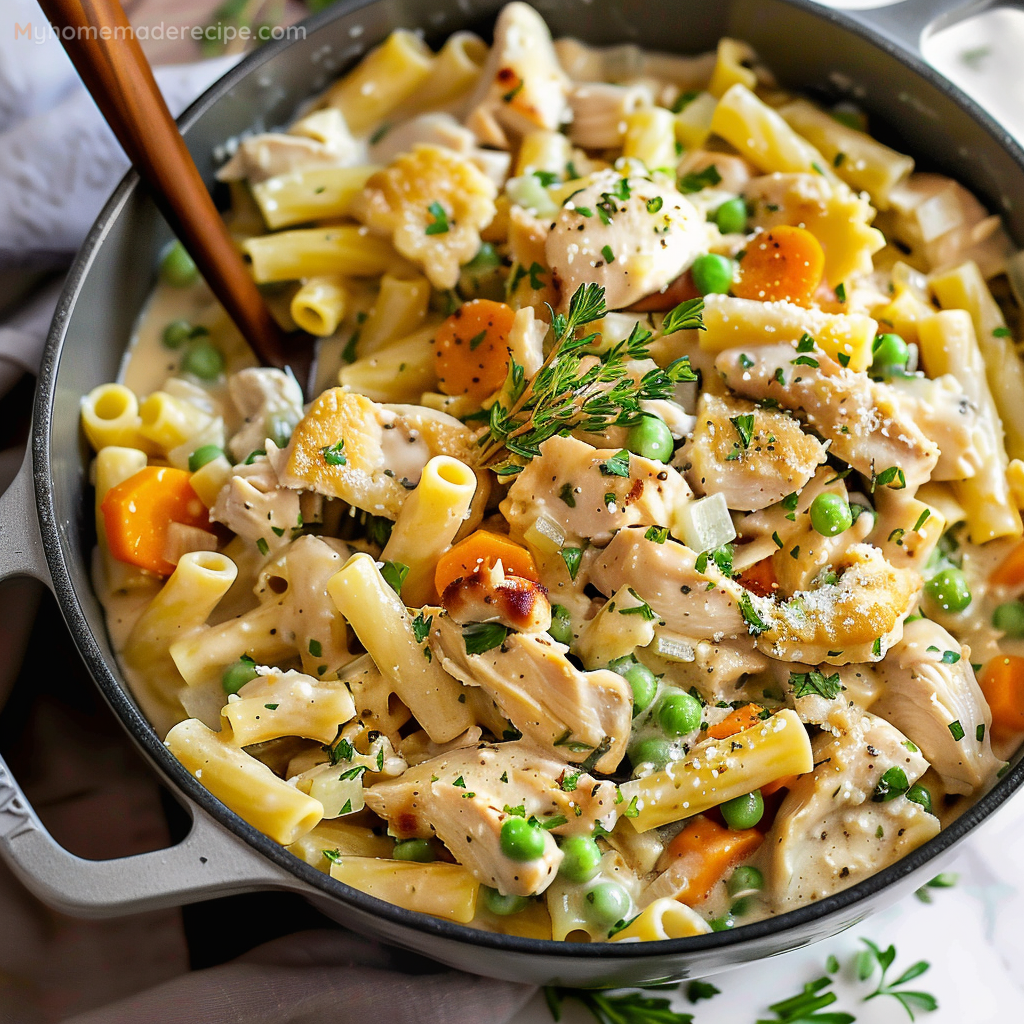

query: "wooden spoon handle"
xmin=36 ymin=0 xmax=302 ymax=378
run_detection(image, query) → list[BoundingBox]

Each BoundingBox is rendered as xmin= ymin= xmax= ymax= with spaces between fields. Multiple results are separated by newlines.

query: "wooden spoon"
xmin=37 ymin=0 xmax=316 ymax=393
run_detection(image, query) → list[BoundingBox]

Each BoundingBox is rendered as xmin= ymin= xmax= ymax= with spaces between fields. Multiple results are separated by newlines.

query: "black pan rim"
xmin=30 ymin=0 xmax=1024 ymax=963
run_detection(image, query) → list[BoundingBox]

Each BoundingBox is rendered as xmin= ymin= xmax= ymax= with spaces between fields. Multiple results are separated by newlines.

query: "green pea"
xmin=708 ymin=915 xmax=735 ymax=932
xmin=993 ymin=601 xmax=1024 ymax=638
xmin=625 ymin=414 xmax=674 ymax=463
xmin=714 ymin=197 xmax=748 ymax=235
xmin=160 ymin=240 xmax=199 ymax=287
xmin=548 ymin=603 xmax=573 ymax=646
xmin=162 ymin=318 xmax=194 ymax=349
xmin=727 ymin=865 xmax=764 ymax=897
xmin=188 ymin=444 xmax=224 ymax=472
xmin=809 ymin=492 xmax=853 ymax=537
xmin=630 ymin=737 xmax=673 ymax=771
xmin=870 ymin=333 xmax=909 ymax=378
xmin=482 ymin=887 xmax=530 ymax=915
xmin=584 ymin=881 xmax=630 ymax=927
xmin=500 ymin=817 xmax=546 ymax=861
xmin=657 ymin=691 xmax=702 ymax=737
xmin=608 ymin=656 xmax=658 ymax=715
xmin=730 ymin=895 xmax=757 ymax=917
xmin=690 ymin=253 xmax=735 ymax=296
xmin=221 ymin=656 xmax=258 ymax=694
xmin=393 ymin=838 xmax=435 ymax=862
xmin=925 ymin=567 xmax=972 ymax=613
xmin=181 ymin=340 xmax=225 ymax=381
xmin=558 ymin=835 xmax=602 ymax=883
xmin=906 ymin=784 xmax=933 ymax=815
xmin=720 ymin=790 xmax=764 ymax=830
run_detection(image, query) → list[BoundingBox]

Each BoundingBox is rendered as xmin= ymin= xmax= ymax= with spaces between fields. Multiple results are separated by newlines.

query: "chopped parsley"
xmin=601 ymin=244 xmax=616 ymax=264
xmin=533 ymin=169 xmax=559 ymax=187
xmin=308 ymin=639 xmax=322 ymax=658
xmin=913 ymin=509 xmax=931 ymax=532
xmin=380 ymin=560 xmax=409 ymax=594
xmin=321 ymin=440 xmax=347 ymax=466
xmin=424 ymin=200 xmax=450 ymax=235
xmin=255 ymin=538 xmax=269 ymax=556
xmin=730 ymin=412 xmax=755 ymax=449
xmin=790 ymin=669 xmax=842 ymax=700
xmin=738 ymin=591 xmax=768 ymax=636
xmin=558 ymin=483 xmax=577 ymax=507
xmin=872 ymin=765 xmax=909 ymax=802
xmin=994 ymin=326 xmax=1012 ymax=338
xmin=468 ymin=329 xmax=488 ymax=351
xmin=561 ymin=545 xmax=583 ymax=581
xmin=412 ymin=612 xmax=433 ymax=644
xmin=835 ymin=282 xmax=847 ymax=302
xmin=678 ymin=164 xmax=722 ymax=193
xmin=948 ymin=719 xmax=965 ymax=741
xmin=645 ymin=525 xmax=669 ymax=544
xmin=619 ymin=588 xmax=656 ymax=621
xmin=646 ymin=196 xmax=664 ymax=214
xmin=462 ymin=621 xmax=510 ymax=655
xmin=600 ymin=449 xmax=631 ymax=477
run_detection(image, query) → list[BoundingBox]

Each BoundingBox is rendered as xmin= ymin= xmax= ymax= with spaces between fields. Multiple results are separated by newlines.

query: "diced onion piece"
xmin=505 ymin=175 xmax=559 ymax=217
xmin=653 ymin=630 xmax=695 ymax=663
xmin=524 ymin=513 xmax=566 ymax=555
xmin=676 ymin=492 xmax=736 ymax=553
xmin=162 ymin=522 xmax=218 ymax=566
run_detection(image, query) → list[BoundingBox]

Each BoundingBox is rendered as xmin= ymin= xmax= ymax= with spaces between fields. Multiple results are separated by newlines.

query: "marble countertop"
xmin=513 ymin=4 xmax=1024 ymax=1021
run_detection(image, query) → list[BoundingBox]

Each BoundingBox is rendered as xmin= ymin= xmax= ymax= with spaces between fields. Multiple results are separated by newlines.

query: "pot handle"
xmin=0 ymin=748 xmax=305 ymax=917
xmin=844 ymin=0 xmax=1022 ymax=57
xmin=0 ymin=445 xmax=52 ymax=589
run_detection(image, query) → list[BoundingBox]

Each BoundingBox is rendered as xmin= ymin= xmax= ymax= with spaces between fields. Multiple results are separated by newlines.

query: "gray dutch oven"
xmin=2 ymin=0 xmax=1024 ymax=989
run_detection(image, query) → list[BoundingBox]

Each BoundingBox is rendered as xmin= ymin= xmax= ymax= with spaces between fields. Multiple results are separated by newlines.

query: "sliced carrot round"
xmin=990 ymin=540 xmax=1024 ymax=588
xmin=662 ymin=815 xmax=763 ymax=905
xmin=706 ymin=703 xmax=765 ymax=740
xmin=733 ymin=225 xmax=825 ymax=306
xmin=979 ymin=655 xmax=1024 ymax=739
xmin=435 ymin=530 xmax=539 ymax=596
xmin=101 ymin=465 xmax=211 ymax=576
xmin=738 ymin=557 xmax=777 ymax=598
xmin=434 ymin=298 xmax=515 ymax=403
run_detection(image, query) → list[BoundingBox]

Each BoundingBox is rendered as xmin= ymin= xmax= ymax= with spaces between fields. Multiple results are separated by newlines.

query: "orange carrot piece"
xmin=979 ymin=655 xmax=1024 ymax=738
xmin=707 ymin=703 xmax=765 ymax=740
xmin=733 ymin=225 xmax=825 ymax=306
xmin=738 ymin=557 xmax=777 ymax=598
xmin=101 ymin=466 xmax=212 ymax=576
xmin=434 ymin=530 xmax=539 ymax=596
xmin=990 ymin=541 xmax=1024 ymax=588
xmin=662 ymin=815 xmax=763 ymax=905
xmin=761 ymin=774 xmax=799 ymax=797
xmin=434 ymin=298 xmax=515 ymax=403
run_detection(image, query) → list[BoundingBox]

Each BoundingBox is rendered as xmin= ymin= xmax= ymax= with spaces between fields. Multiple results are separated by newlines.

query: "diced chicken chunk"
xmin=429 ymin=614 xmax=631 ymax=772
xmin=770 ymin=711 xmax=939 ymax=907
xmin=365 ymin=742 xmax=618 ymax=896
xmin=680 ymin=393 xmax=827 ymax=511
xmin=351 ymin=145 xmax=496 ymax=289
xmin=211 ymin=452 xmax=300 ymax=553
xmin=588 ymin=526 xmax=747 ymax=641
xmin=442 ymin=560 xmax=552 ymax=633
xmin=873 ymin=619 xmax=1003 ymax=795
xmin=279 ymin=389 xmax=479 ymax=519
xmin=546 ymin=171 xmax=708 ymax=311
xmin=461 ymin=2 xmax=571 ymax=148
xmin=501 ymin=434 xmax=692 ymax=547
xmin=749 ymin=543 xmax=921 ymax=665
xmin=227 ymin=367 xmax=305 ymax=463
xmin=718 ymin=344 xmax=939 ymax=489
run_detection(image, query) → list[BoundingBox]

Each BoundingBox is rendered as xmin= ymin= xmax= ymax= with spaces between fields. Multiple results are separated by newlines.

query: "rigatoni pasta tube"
xmin=81 ymin=383 xmax=153 ymax=453
xmin=243 ymin=227 xmax=401 ymax=283
xmin=708 ymin=38 xmax=758 ymax=98
xmin=779 ymin=99 xmax=913 ymax=208
xmin=337 ymin=324 xmax=439 ymax=403
xmin=290 ymin=276 xmax=350 ymax=337
xmin=222 ymin=673 xmax=356 ymax=746
xmin=252 ymin=166 xmax=377 ymax=230
xmin=622 ymin=107 xmax=677 ymax=173
xmin=917 ymin=310 xmax=1022 ymax=543
xmin=286 ymin=820 xmax=395 ymax=871
xmin=166 ymin=718 xmax=323 ymax=845
xmin=326 ymin=553 xmax=474 ymax=742
xmin=710 ymin=84 xmax=836 ymax=181
xmin=610 ymin=898 xmax=710 ymax=942
xmin=357 ymin=274 xmax=431 ymax=355
xmin=515 ymin=129 xmax=573 ymax=178
xmin=930 ymin=260 xmax=1024 ymax=461
xmin=328 ymin=857 xmax=478 ymax=923
xmin=390 ymin=31 xmax=487 ymax=119
xmin=138 ymin=391 xmax=214 ymax=455
xmin=123 ymin=551 xmax=237 ymax=687
xmin=619 ymin=710 xmax=813 ymax=832
xmin=698 ymin=293 xmax=878 ymax=371
xmin=323 ymin=30 xmax=434 ymax=135
xmin=381 ymin=456 xmax=477 ymax=605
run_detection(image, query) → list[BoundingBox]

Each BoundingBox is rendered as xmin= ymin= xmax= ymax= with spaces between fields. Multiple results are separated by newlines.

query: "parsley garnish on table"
xmin=544 ymin=986 xmax=693 ymax=1024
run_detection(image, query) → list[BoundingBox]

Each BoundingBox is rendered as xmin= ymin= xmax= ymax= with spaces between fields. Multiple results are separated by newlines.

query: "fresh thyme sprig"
xmin=476 ymin=284 xmax=701 ymax=472
xmin=544 ymin=986 xmax=693 ymax=1024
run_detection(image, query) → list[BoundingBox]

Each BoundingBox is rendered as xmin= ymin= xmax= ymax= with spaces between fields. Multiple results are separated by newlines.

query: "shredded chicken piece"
xmin=429 ymin=614 xmax=631 ymax=772
xmin=227 ymin=367 xmax=305 ymax=463
xmin=545 ymin=171 xmax=708 ymax=311
xmin=679 ymin=393 xmax=828 ymax=511
xmin=461 ymin=3 xmax=571 ymax=148
xmin=770 ymin=710 xmax=939 ymax=907
xmin=500 ymin=434 xmax=692 ymax=548
xmin=365 ymin=741 xmax=618 ymax=896
xmin=211 ymin=451 xmax=300 ymax=554
xmin=873 ymin=619 xmax=1003 ymax=795
xmin=717 ymin=344 xmax=940 ymax=489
